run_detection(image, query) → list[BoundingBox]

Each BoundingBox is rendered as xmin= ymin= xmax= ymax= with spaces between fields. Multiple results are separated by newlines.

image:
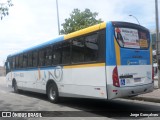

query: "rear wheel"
xmin=47 ymin=83 xmax=59 ymax=103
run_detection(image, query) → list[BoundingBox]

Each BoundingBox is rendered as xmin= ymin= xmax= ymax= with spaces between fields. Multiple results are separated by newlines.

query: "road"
xmin=0 ymin=77 xmax=160 ymax=120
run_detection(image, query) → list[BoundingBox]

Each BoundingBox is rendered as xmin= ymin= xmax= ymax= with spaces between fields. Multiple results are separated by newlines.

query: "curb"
xmin=127 ymin=88 xmax=160 ymax=103
xmin=130 ymin=96 xmax=160 ymax=103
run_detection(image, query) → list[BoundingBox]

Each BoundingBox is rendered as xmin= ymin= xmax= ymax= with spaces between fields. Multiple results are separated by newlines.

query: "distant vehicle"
xmin=5 ymin=21 xmax=154 ymax=103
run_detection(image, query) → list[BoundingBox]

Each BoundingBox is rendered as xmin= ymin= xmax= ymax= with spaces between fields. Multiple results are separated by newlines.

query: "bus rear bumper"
xmin=107 ymin=83 xmax=154 ymax=99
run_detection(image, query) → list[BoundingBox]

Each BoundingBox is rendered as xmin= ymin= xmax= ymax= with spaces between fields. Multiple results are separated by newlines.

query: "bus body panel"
xmin=6 ymin=64 xmax=107 ymax=99
xmin=60 ymin=64 xmax=107 ymax=98
xmin=106 ymin=65 xmax=153 ymax=99
xmin=120 ymin=49 xmax=151 ymax=65
xmin=107 ymin=82 xmax=154 ymax=99
xmin=117 ymin=65 xmax=152 ymax=87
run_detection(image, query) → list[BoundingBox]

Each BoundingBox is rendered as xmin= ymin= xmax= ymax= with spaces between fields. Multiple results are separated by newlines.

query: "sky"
xmin=0 ymin=0 xmax=159 ymax=66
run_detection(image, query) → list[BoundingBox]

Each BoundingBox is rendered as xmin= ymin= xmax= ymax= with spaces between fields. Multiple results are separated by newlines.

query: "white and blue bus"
xmin=5 ymin=21 xmax=154 ymax=103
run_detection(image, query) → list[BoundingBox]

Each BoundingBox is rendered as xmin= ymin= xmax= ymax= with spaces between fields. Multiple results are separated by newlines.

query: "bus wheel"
xmin=47 ymin=83 xmax=59 ymax=103
xmin=13 ymin=81 xmax=19 ymax=93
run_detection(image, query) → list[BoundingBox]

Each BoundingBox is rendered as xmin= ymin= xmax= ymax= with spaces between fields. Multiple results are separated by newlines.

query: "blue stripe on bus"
xmin=8 ymin=36 xmax=64 ymax=57
xmin=106 ymin=22 xmax=116 ymax=65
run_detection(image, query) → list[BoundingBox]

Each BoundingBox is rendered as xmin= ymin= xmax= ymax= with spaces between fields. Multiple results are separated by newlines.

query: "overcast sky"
xmin=0 ymin=0 xmax=159 ymax=66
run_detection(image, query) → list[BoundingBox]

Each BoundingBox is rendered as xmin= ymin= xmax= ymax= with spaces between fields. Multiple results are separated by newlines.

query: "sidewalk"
xmin=0 ymin=76 xmax=6 ymax=85
xmin=130 ymin=80 xmax=160 ymax=103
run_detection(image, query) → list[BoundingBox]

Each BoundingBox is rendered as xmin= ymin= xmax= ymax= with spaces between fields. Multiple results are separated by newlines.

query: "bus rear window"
xmin=115 ymin=27 xmax=150 ymax=49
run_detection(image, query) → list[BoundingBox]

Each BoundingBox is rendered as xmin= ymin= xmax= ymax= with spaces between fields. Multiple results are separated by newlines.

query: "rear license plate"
xmin=134 ymin=78 xmax=141 ymax=82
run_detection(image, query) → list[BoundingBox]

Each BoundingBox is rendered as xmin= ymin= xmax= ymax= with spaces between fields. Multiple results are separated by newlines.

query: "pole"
xmin=155 ymin=0 xmax=160 ymax=88
xmin=56 ymin=0 xmax=60 ymax=35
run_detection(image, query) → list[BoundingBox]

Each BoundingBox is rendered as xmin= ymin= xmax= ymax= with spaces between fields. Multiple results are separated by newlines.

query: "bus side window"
xmin=62 ymin=41 xmax=71 ymax=65
xmin=5 ymin=61 xmax=10 ymax=74
xmin=19 ymin=54 xmax=23 ymax=68
xmin=46 ymin=46 xmax=52 ymax=66
xmin=15 ymin=56 xmax=19 ymax=69
xmin=13 ymin=57 xmax=15 ymax=69
xmin=53 ymin=45 xmax=62 ymax=65
xmin=98 ymin=30 xmax=105 ymax=62
xmin=33 ymin=51 xmax=38 ymax=67
xmin=72 ymin=37 xmax=85 ymax=63
xmin=84 ymin=33 xmax=98 ymax=62
xmin=28 ymin=52 xmax=33 ymax=67
xmin=23 ymin=53 xmax=28 ymax=68
xmin=8 ymin=57 xmax=13 ymax=70
xmin=38 ymin=49 xmax=46 ymax=66
xmin=6 ymin=58 xmax=11 ymax=71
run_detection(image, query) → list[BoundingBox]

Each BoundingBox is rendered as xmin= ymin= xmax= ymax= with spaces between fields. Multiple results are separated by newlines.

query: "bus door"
xmin=113 ymin=24 xmax=152 ymax=87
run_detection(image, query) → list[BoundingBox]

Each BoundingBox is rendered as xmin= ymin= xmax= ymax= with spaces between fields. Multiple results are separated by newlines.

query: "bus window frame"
xmin=114 ymin=27 xmax=150 ymax=50
xmin=112 ymin=22 xmax=150 ymax=50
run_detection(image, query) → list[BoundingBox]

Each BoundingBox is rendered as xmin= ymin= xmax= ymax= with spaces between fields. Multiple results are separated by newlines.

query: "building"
xmin=0 ymin=66 xmax=5 ymax=76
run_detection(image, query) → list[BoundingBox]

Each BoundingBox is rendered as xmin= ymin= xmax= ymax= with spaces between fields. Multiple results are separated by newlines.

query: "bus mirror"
xmin=8 ymin=62 xmax=10 ymax=70
xmin=5 ymin=62 xmax=7 ymax=69
xmin=5 ymin=62 xmax=10 ymax=70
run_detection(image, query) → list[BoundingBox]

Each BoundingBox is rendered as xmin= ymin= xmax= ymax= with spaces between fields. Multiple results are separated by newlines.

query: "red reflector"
xmin=113 ymin=90 xmax=118 ymax=92
xmin=112 ymin=66 xmax=120 ymax=87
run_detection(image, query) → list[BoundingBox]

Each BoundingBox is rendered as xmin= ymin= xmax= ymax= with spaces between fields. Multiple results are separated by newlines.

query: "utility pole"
xmin=56 ymin=0 xmax=60 ymax=35
xmin=155 ymin=0 xmax=160 ymax=88
xmin=129 ymin=15 xmax=140 ymax=25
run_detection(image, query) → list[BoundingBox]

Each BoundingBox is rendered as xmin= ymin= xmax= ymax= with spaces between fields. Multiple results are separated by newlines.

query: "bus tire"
xmin=47 ymin=83 xmax=59 ymax=103
xmin=13 ymin=80 xmax=19 ymax=93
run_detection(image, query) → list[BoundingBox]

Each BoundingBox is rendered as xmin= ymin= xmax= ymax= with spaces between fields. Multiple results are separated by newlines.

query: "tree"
xmin=60 ymin=8 xmax=102 ymax=34
xmin=0 ymin=0 xmax=13 ymax=20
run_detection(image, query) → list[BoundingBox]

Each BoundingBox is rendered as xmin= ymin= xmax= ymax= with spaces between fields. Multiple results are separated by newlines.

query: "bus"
xmin=5 ymin=21 xmax=154 ymax=103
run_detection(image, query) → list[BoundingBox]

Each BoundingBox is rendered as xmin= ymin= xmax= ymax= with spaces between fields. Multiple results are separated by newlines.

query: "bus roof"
xmin=64 ymin=22 xmax=106 ymax=40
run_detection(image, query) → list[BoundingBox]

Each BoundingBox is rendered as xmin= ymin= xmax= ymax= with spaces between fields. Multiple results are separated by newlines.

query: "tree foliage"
xmin=0 ymin=0 xmax=13 ymax=20
xmin=60 ymin=8 xmax=102 ymax=34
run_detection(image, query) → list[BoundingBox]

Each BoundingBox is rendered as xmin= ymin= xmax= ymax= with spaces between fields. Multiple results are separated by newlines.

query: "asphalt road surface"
xmin=0 ymin=77 xmax=160 ymax=120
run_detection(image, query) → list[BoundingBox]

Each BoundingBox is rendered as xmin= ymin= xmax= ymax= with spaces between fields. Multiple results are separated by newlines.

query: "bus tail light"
xmin=112 ymin=66 xmax=120 ymax=87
